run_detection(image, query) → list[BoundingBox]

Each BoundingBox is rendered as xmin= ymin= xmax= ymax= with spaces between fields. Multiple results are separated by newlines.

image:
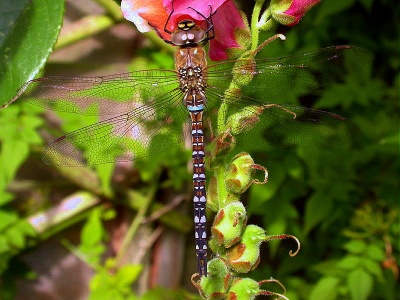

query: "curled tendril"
xmin=287 ymin=235 xmax=301 ymax=257
xmin=191 ymin=273 xmax=200 ymax=287
xmin=258 ymin=278 xmax=289 ymax=300
xmin=191 ymin=273 xmax=207 ymax=299
xmin=250 ymin=163 xmax=269 ymax=184
xmin=265 ymin=234 xmax=301 ymax=257
xmin=259 ymin=291 xmax=290 ymax=300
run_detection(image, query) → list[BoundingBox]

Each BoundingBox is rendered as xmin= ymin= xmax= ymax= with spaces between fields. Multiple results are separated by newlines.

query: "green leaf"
xmin=0 ymin=0 xmax=65 ymax=105
xmin=0 ymin=0 xmax=30 ymax=45
xmin=347 ymin=268 xmax=373 ymax=300
xmin=304 ymin=191 xmax=334 ymax=234
xmin=309 ymin=277 xmax=340 ymax=300
xmin=0 ymin=189 xmax=13 ymax=206
xmin=95 ymin=164 xmax=114 ymax=198
xmin=115 ymin=264 xmax=142 ymax=286
xmin=343 ymin=240 xmax=367 ymax=254
xmin=0 ymin=235 xmax=9 ymax=253
xmin=337 ymin=255 xmax=361 ymax=270
xmin=365 ymin=243 xmax=385 ymax=261
xmin=0 ymin=210 xmax=18 ymax=230
xmin=361 ymin=258 xmax=384 ymax=280
xmin=0 ymin=139 xmax=30 ymax=184
xmin=4 ymin=226 xmax=25 ymax=249
xmin=81 ymin=208 xmax=104 ymax=247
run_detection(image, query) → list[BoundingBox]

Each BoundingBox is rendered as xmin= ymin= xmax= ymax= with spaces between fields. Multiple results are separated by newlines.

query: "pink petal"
xmin=209 ymin=1 xmax=247 ymax=60
xmin=163 ymin=0 xmax=229 ymax=32
xmin=284 ymin=0 xmax=320 ymax=25
xmin=121 ymin=0 xmax=247 ymax=60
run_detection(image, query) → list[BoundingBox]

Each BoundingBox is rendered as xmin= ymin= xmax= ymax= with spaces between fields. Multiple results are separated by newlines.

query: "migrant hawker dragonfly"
xmin=1 ymin=16 xmax=369 ymax=277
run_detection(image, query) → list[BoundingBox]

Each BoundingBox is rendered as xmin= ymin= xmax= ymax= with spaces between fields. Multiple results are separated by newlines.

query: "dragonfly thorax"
xmin=171 ymin=20 xmax=206 ymax=46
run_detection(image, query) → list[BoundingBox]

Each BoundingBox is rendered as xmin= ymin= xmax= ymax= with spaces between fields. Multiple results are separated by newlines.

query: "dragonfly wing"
xmin=10 ymin=70 xmax=178 ymax=116
xmin=205 ymin=87 xmax=360 ymax=150
xmin=43 ymin=88 xmax=189 ymax=166
xmin=206 ymin=46 xmax=371 ymax=102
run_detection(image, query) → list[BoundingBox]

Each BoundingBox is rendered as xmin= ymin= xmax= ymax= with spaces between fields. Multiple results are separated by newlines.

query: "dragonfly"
xmin=1 ymin=12 xmax=369 ymax=278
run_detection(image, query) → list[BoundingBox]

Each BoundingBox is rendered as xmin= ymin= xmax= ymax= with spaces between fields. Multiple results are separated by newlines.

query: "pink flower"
xmin=270 ymin=0 xmax=320 ymax=26
xmin=121 ymin=0 xmax=248 ymax=60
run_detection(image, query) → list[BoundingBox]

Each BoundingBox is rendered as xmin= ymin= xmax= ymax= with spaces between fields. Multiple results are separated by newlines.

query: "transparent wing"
xmin=205 ymin=88 xmax=358 ymax=150
xmin=9 ymin=69 xmax=190 ymax=166
xmin=206 ymin=45 xmax=370 ymax=100
xmin=204 ymin=46 xmax=370 ymax=148
xmin=10 ymin=70 xmax=178 ymax=116
xmin=43 ymin=88 xmax=190 ymax=166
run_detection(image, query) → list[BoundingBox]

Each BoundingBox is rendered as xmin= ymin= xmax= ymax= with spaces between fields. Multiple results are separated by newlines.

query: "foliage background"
xmin=0 ymin=0 xmax=398 ymax=299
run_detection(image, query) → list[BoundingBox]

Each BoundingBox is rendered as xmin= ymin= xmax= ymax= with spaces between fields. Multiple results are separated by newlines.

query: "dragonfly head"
xmin=171 ymin=19 xmax=206 ymax=46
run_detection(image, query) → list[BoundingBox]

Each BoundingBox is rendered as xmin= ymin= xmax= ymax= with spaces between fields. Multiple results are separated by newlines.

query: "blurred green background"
xmin=0 ymin=0 xmax=398 ymax=299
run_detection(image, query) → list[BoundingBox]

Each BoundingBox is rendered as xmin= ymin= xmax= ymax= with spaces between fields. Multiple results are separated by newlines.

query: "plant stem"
xmin=55 ymin=15 xmax=116 ymax=50
xmin=251 ymin=0 xmax=266 ymax=52
xmin=114 ymin=187 xmax=157 ymax=267
xmin=94 ymin=0 xmax=124 ymax=21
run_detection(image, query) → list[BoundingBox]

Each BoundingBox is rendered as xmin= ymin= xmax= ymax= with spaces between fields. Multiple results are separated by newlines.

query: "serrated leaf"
xmin=347 ymin=268 xmax=373 ymax=300
xmin=0 ymin=0 xmax=65 ymax=105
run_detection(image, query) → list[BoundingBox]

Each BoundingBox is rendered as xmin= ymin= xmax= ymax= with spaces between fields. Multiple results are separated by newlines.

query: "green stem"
xmin=259 ymin=18 xmax=276 ymax=32
xmin=251 ymin=0 xmax=266 ymax=52
xmin=94 ymin=0 xmax=124 ymax=21
xmin=55 ymin=15 xmax=116 ymax=50
xmin=114 ymin=187 xmax=157 ymax=267
xmin=215 ymin=0 xmax=269 ymax=199
xmin=258 ymin=7 xmax=271 ymax=29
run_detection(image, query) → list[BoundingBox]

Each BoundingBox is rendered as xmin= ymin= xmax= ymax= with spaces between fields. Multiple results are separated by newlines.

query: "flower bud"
xmin=225 ymin=153 xmax=254 ymax=194
xmin=270 ymin=0 xmax=320 ymax=26
xmin=211 ymin=201 xmax=247 ymax=248
xmin=196 ymin=258 xmax=232 ymax=299
xmin=225 ymin=106 xmax=263 ymax=135
xmin=212 ymin=131 xmax=236 ymax=160
xmin=226 ymin=225 xmax=266 ymax=273
xmin=226 ymin=278 xmax=259 ymax=300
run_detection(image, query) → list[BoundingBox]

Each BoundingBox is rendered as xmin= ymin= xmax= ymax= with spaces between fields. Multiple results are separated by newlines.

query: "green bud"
xmin=225 ymin=153 xmax=255 ymax=194
xmin=226 ymin=225 xmax=266 ymax=273
xmin=226 ymin=278 xmax=259 ymax=300
xmin=212 ymin=131 xmax=236 ymax=160
xmin=211 ymin=201 xmax=247 ymax=248
xmin=226 ymin=277 xmax=288 ymax=300
xmin=225 ymin=106 xmax=263 ymax=135
xmin=195 ymin=258 xmax=232 ymax=299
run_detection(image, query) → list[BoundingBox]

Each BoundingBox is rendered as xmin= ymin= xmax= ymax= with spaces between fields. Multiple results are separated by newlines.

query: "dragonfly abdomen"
xmin=190 ymin=109 xmax=208 ymax=277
